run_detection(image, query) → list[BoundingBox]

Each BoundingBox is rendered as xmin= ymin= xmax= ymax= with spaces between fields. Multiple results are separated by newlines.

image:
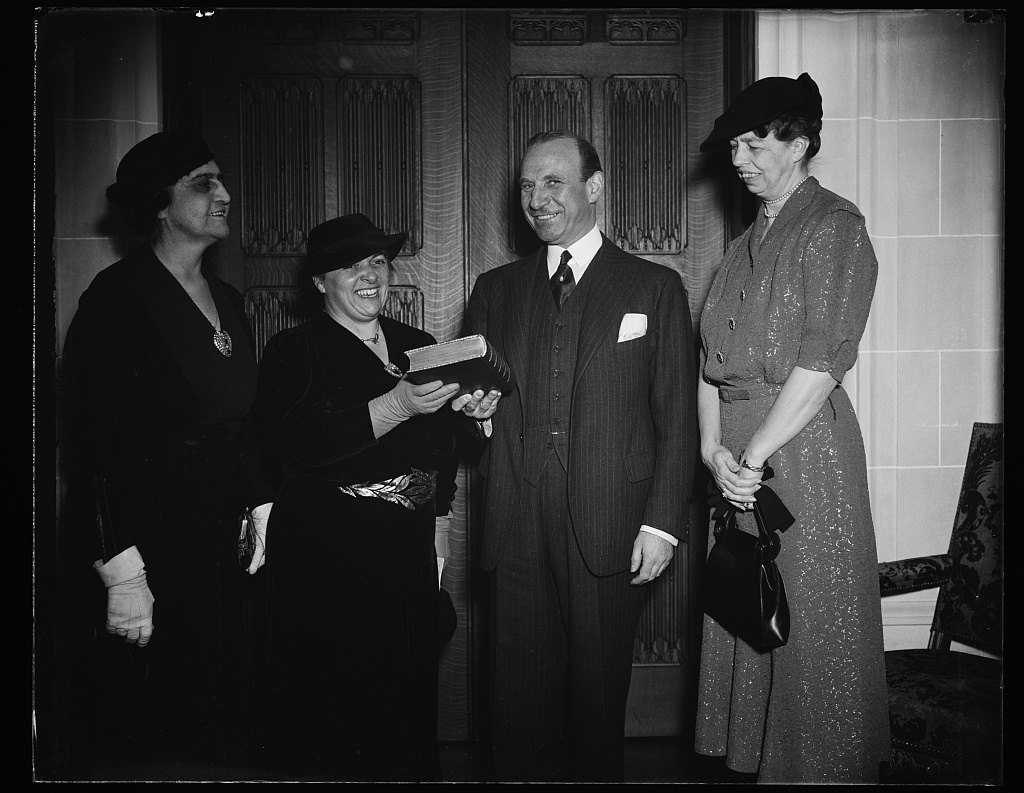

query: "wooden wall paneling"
xmin=410 ymin=11 xmax=473 ymax=741
xmin=603 ymin=75 xmax=686 ymax=254
xmin=240 ymin=76 xmax=324 ymax=261
xmin=413 ymin=13 xmax=464 ymax=345
xmin=337 ymin=75 xmax=421 ymax=255
xmin=682 ymin=11 xmax=731 ymax=330
xmin=463 ymin=9 xmax=514 ymax=742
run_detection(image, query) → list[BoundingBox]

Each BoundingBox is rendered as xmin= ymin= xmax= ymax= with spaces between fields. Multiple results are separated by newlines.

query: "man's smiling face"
xmin=519 ymin=138 xmax=602 ymax=249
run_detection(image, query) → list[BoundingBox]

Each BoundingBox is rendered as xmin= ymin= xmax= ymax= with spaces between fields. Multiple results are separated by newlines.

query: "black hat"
xmin=305 ymin=214 xmax=406 ymax=276
xmin=106 ymin=131 xmax=215 ymax=206
xmin=700 ymin=73 xmax=822 ymax=152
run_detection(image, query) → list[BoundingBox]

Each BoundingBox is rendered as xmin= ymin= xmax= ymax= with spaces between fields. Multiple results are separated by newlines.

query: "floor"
xmin=439 ymin=738 xmax=759 ymax=785
xmin=46 ymin=736 xmax=958 ymax=783
xmin=438 ymin=739 xmax=956 ymax=785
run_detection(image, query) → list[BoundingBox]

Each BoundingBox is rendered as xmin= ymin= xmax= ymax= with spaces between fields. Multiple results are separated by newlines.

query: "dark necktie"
xmin=550 ymin=250 xmax=575 ymax=310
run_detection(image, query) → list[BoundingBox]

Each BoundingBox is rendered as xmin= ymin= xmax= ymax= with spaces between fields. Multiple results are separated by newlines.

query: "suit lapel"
xmin=575 ymin=238 xmax=639 ymax=383
xmin=505 ymin=250 xmax=549 ymax=399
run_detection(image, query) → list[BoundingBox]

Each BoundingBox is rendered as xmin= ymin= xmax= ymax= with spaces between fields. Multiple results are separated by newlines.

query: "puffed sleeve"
xmin=256 ymin=328 xmax=378 ymax=468
xmin=796 ymin=208 xmax=878 ymax=382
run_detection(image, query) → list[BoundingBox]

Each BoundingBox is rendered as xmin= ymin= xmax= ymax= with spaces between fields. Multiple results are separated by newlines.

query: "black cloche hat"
xmin=700 ymin=72 xmax=823 ymax=152
xmin=304 ymin=214 xmax=407 ymax=276
xmin=106 ymin=131 xmax=215 ymax=206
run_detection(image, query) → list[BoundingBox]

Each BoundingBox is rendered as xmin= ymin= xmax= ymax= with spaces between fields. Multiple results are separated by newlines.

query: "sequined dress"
xmin=694 ymin=178 xmax=891 ymax=783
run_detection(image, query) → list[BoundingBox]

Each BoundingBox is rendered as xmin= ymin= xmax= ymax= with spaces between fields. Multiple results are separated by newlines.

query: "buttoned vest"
xmin=522 ymin=263 xmax=595 ymax=478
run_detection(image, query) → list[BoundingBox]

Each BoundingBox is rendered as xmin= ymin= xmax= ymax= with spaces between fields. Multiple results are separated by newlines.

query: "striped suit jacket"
xmin=464 ymin=237 xmax=698 ymax=576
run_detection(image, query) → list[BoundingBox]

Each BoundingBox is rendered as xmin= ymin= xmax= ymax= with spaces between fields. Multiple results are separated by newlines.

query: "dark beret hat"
xmin=304 ymin=213 xmax=406 ymax=276
xmin=106 ymin=131 xmax=215 ymax=206
xmin=700 ymin=73 xmax=822 ymax=152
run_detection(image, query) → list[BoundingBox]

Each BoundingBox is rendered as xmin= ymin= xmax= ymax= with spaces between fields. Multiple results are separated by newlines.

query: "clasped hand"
xmin=704 ymin=444 xmax=762 ymax=510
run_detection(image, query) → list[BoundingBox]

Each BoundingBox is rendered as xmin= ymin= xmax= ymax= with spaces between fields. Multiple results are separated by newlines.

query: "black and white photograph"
xmin=33 ymin=7 xmax=1003 ymax=784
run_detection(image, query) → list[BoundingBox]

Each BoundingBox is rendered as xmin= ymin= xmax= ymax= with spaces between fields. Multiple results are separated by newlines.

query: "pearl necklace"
xmin=763 ymin=176 xmax=809 ymax=218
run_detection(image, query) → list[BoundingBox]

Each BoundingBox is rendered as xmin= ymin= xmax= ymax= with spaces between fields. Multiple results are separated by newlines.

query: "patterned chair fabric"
xmin=879 ymin=422 xmax=1003 ymax=784
xmin=930 ymin=423 xmax=1003 ymax=653
xmin=878 ymin=554 xmax=951 ymax=596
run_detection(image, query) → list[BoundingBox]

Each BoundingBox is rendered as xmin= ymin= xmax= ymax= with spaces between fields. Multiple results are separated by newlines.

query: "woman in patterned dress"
xmin=693 ymin=74 xmax=891 ymax=783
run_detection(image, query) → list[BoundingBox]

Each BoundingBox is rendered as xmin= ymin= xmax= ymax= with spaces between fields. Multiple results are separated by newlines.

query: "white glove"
xmin=435 ymin=513 xmax=451 ymax=590
xmin=247 ymin=502 xmax=272 ymax=575
xmin=93 ymin=545 xmax=155 ymax=647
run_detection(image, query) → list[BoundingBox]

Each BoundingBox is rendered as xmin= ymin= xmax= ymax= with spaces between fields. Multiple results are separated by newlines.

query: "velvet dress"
xmin=60 ymin=245 xmax=279 ymax=779
xmin=255 ymin=311 xmax=457 ymax=782
xmin=694 ymin=178 xmax=892 ymax=783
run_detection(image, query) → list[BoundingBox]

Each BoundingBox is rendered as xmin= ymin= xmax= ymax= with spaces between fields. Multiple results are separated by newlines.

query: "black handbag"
xmin=704 ymin=473 xmax=795 ymax=652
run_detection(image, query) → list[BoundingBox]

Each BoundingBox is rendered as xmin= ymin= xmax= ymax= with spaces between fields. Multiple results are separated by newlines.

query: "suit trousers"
xmin=491 ymin=452 xmax=647 ymax=782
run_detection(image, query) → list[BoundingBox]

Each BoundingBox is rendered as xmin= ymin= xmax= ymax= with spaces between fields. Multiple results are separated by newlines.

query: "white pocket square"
xmin=617 ymin=313 xmax=647 ymax=342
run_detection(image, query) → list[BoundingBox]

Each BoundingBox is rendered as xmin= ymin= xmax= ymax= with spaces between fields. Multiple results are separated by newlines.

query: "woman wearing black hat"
xmin=693 ymin=74 xmax=890 ymax=783
xmin=61 ymin=132 xmax=279 ymax=778
xmin=255 ymin=214 xmax=461 ymax=781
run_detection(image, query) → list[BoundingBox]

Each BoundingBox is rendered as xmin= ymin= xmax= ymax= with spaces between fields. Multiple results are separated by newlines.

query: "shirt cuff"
xmin=477 ymin=418 xmax=493 ymax=438
xmin=640 ymin=525 xmax=678 ymax=547
xmin=250 ymin=502 xmax=273 ymax=521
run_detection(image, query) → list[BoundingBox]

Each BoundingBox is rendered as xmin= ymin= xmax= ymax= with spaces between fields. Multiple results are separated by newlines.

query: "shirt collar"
xmin=546 ymin=224 xmax=603 ymax=278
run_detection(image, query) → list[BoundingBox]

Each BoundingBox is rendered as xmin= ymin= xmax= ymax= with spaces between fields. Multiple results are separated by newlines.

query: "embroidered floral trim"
xmin=338 ymin=467 xmax=436 ymax=511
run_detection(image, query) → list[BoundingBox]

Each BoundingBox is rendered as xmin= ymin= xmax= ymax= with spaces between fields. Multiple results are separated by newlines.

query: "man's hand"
xmin=451 ymin=389 xmax=501 ymax=420
xmin=629 ymin=531 xmax=674 ymax=585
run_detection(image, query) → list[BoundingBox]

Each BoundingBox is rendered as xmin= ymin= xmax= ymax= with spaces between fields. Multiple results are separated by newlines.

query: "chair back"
xmin=930 ymin=422 xmax=1003 ymax=654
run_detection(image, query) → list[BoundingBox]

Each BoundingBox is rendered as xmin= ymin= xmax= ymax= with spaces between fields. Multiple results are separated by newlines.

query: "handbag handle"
xmin=750 ymin=500 xmax=782 ymax=563
xmin=710 ymin=491 xmax=782 ymax=564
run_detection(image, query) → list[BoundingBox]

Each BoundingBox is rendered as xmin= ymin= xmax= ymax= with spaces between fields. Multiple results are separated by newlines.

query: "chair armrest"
xmin=878 ymin=554 xmax=952 ymax=596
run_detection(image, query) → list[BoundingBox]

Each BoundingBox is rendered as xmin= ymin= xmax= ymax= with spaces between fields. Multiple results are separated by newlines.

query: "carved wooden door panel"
xmin=178 ymin=8 xmax=729 ymax=744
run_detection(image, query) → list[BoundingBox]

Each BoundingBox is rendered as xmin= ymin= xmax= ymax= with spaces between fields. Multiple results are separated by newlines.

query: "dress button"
xmin=728 ymin=318 xmax=736 ymax=330
xmin=553 ymin=345 xmax=560 ymax=353
xmin=545 ymin=441 xmax=554 ymax=449
xmin=553 ymin=393 xmax=561 ymax=401
xmin=740 ymin=289 xmax=746 ymax=301
xmin=553 ymin=370 xmax=560 ymax=378
xmin=716 ymin=352 xmax=724 ymax=363
xmin=555 ymin=323 xmax=563 ymax=331
xmin=552 ymin=418 xmax=561 ymax=425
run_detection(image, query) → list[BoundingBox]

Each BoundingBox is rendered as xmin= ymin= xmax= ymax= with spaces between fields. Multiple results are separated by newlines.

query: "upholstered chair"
xmin=878 ymin=422 xmax=1003 ymax=784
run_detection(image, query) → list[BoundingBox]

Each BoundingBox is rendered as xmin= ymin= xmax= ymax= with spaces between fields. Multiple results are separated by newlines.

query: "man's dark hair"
xmin=525 ymin=130 xmax=603 ymax=180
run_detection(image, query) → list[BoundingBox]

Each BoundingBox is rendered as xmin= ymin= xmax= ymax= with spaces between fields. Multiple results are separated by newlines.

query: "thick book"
xmin=404 ymin=334 xmax=515 ymax=397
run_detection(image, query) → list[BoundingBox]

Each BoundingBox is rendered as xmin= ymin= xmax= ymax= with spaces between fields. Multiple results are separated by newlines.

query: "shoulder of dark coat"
xmin=602 ymin=237 xmax=682 ymax=285
xmin=380 ymin=314 xmax=436 ymax=347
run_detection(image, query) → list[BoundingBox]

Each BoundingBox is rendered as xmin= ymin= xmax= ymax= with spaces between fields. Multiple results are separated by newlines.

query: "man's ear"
xmin=587 ymin=170 xmax=605 ymax=204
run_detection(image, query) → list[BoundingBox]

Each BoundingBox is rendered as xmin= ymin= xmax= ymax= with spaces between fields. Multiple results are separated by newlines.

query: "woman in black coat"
xmin=255 ymin=214 xmax=459 ymax=781
xmin=61 ymin=132 xmax=278 ymax=779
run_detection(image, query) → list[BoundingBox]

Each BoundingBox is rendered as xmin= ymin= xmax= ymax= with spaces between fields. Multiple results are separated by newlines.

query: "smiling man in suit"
xmin=453 ymin=130 xmax=697 ymax=782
